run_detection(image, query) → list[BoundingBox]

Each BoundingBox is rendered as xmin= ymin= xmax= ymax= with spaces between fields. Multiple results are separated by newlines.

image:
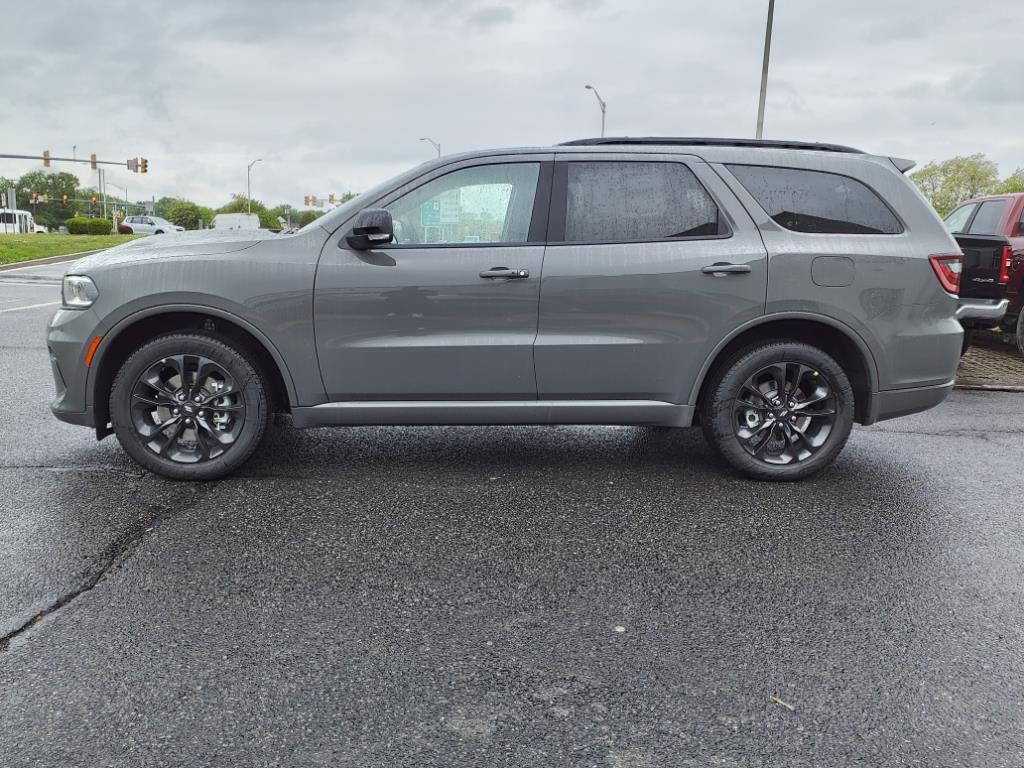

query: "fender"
xmin=87 ymin=302 xmax=300 ymax=409
xmin=686 ymin=310 xmax=881 ymax=407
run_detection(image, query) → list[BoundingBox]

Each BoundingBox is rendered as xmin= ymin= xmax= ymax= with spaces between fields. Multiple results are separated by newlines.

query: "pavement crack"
xmin=0 ymin=481 xmax=214 ymax=652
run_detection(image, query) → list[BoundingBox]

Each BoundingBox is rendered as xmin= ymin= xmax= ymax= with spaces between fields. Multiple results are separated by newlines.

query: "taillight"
xmin=999 ymin=245 xmax=1012 ymax=284
xmin=929 ymin=254 xmax=962 ymax=295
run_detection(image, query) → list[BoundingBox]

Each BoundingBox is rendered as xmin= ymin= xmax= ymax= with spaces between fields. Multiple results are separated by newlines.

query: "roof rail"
xmin=559 ymin=137 xmax=866 ymax=154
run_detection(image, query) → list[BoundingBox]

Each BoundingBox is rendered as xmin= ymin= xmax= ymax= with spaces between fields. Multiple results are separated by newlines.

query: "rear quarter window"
xmin=728 ymin=164 xmax=903 ymax=235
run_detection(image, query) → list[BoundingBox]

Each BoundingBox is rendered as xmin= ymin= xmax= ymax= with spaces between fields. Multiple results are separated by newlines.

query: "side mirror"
xmin=345 ymin=209 xmax=394 ymax=250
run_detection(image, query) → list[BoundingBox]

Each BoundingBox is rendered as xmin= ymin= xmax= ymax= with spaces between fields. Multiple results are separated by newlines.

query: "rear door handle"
xmin=701 ymin=263 xmax=751 ymax=277
xmin=480 ymin=267 xmax=529 ymax=280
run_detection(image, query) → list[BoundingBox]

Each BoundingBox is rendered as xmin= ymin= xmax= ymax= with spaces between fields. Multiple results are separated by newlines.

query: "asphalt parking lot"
xmin=2 ymin=261 xmax=1023 ymax=767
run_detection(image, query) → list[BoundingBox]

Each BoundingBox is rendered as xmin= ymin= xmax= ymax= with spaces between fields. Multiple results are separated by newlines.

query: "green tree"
xmin=297 ymin=209 xmax=324 ymax=227
xmin=218 ymin=194 xmax=279 ymax=229
xmin=15 ymin=171 xmax=80 ymax=228
xmin=167 ymin=200 xmax=201 ymax=230
xmin=995 ymin=168 xmax=1024 ymax=195
xmin=910 ymin=154 xmax=999 ymax=216
xmin=153 ymin=197 xmax=182 ymax=219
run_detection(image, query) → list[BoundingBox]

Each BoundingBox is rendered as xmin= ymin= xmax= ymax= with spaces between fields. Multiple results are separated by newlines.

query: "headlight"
xmin=62 ymin=275 xmax=99 ymax=308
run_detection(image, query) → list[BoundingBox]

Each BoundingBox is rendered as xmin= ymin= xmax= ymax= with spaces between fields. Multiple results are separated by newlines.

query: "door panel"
xmin=314 ymin=245 xmax=545 ymax=400
xmin=535 ymin=155 xmax=767 ymax=403
xmin=314 ymin=156 xmax=553 ymax=402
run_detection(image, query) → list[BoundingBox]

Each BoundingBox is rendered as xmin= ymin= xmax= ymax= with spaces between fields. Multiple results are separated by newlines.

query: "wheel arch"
xmin=690 ymin=313 xmax=880 ymax=425
xmin=89 ymin=306 xmax=297 ymax=439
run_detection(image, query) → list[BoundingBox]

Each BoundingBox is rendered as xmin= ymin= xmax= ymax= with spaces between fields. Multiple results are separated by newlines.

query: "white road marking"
xmin=0 ymin=301 xmax=60 ymax=314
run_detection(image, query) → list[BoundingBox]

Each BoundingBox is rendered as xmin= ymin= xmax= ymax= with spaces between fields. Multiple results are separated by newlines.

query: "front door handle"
xmin=480 ymin=267 xmax=529 ymax=280
xmin=701 ymin=262 xmax=752 ymax=277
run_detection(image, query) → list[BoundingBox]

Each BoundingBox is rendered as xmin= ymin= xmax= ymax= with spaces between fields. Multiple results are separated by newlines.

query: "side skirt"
xmin=290 ymin=400 xmax=695 ymax=429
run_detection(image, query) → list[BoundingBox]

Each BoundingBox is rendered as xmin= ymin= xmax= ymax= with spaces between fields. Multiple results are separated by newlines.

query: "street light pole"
xmin=247 ymin=158 xmax=262 ymax=214
xmin=755 ymin=0 xmax=775 ymax=140
xmin=419 ymin=137 xmax=441 ymax=158
xmin=584 ymin=84 xmax=607 ymax=138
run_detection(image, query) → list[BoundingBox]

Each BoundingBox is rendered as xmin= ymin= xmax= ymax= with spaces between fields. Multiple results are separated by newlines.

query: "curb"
xmin=0 ymin=250 xmax=103 ymax=273
xmin=954 ymin=383 xmax=1024 ymax=393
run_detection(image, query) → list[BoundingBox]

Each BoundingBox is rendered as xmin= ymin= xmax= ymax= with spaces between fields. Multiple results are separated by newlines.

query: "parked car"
xmin=210 ymin=213 xmax=261 ymax=230
xmin=124 ymin=215 xmax=184 ymax=235
xmin=944 ymin=193 xmax=1024 ymax=354
xmin=49 ymin=137 xmax=978 ymax=481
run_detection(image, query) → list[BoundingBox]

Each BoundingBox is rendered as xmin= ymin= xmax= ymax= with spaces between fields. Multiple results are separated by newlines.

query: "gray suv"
xmin=48 ymin=137 xmax=967 ymax=481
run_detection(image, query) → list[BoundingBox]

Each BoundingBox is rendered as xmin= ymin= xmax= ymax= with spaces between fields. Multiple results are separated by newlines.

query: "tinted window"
xmin=386 ymin=163 xmax=540 ymax=245
xmin=728 ymin=165 xmax=902 ymax=234
xmin=944 ymin=204 xmax=976 ymax=233
xmin=564 ymin=161 xmax=721 ymax=242
xmin=966 ymin=199 xmax=1008 ymax=234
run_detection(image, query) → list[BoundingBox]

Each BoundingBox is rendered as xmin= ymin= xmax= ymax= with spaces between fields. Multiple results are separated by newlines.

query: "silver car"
xmin=48 ymin=137 xmax=980 ymax=481
xmin=124 ymin=215 xmax=184 ymax=235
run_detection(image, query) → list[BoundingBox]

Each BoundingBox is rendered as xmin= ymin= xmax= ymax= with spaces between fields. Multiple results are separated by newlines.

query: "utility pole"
xmin=584 ymin=84 xmax=607 ymax=138
xmin=755 ymin=0 xmax=775 ymax=140
xmin=247 ymin=158 xmax=262 ymax=214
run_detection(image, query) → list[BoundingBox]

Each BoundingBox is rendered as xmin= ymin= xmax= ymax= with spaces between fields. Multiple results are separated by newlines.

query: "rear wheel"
xmin=1016 ymin=312 xmax=1024 ymax=358
xmin=961 ymin=328 xmax=974 ymax=357
xmin=701 ymin=341 xmax=854 ymax=481
xmin=110 ymin=333 xmax=269 ymax=480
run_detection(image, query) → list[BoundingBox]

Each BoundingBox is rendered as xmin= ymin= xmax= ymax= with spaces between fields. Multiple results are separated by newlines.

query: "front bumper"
xmin=956 ymin=297 xmax=1008 ymax=324
xmin=47 ymin=306 xmax=101 ymax=428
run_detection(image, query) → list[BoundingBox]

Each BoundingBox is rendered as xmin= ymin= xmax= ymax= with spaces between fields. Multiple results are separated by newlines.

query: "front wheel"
xmin=701 ymin=341 xmax=855 ymax=481
xmin=110 ymin=333 xmax=269 ymax=480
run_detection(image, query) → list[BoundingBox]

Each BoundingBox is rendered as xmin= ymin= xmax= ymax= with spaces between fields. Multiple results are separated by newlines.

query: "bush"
xmin=65 ymin=217 xmax=90 ymax=234
xmin=87 ymin=218 xmax=113 ymax=235
xmin=64 ymin=217 xmax=114 ymax=235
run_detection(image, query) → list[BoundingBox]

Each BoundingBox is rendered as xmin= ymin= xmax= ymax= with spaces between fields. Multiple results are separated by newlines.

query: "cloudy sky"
xmin=3 ymin=0 xmax=1021 ymax=208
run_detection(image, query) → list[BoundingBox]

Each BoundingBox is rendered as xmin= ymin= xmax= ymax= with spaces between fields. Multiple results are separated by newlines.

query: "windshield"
xmin=297 ymin=161 xmax=436 ymax=234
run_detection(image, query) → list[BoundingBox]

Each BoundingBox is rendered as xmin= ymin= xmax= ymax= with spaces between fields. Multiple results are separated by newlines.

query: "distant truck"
xmin=210 ymin=213 xmax=261 ymax=231
xmin=945 ymin=194 xmax=1024 ymax=354
xmin=0 ymin=208 xmax=42 ymax=234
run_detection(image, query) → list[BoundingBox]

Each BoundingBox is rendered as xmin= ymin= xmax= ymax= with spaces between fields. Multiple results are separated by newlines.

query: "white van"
xmin=0 ymin=208 xmax=40 ymax=235
xmin=210 ymin=213 xmax=261 ymax=231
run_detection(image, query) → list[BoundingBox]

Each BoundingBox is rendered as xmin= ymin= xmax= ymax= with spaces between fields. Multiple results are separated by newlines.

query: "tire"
xmin=1016 ymin=312 xmax=1024 ymax=358
xmin=700 ymin=341 xmax=855 ymax=481
xmin=110 ymin=333 xmax=269 ymax=480
xmin=154 ymin=230 xmax=164 ymax=235
xmin=961 ymin=328 xmax=974 ymax=357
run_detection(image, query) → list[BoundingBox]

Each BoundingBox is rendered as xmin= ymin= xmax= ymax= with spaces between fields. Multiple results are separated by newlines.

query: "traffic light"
xmin=90 ymin=195 xmax=97 ymax=205
xmin=90 ymin=154 xmax=97 ymax=170
xmin=62 ymin=194 xmax=69 ymax=204
xmin=312 ymin=196 xmax=319 ymax=206
xmin=329 ymin=193 xmax=336 ymax=205
xmin=43 ymin=150 xmax=50 ymax=167
xmin=139 ymin=158 xmax=148 ymax=173
xmin=31 ymin=191 xmax=38 ymax=203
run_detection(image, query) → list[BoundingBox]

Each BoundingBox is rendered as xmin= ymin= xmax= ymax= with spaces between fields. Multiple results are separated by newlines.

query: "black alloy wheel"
xmin=129 ymin=353 xmax=246 ymax=463
xmin=732 ymin=361 xmax=837 ymax=465
xmin=110 ymin=333 xmax=269 ymax=480
xmin=701 ymin=341 xmax=854 ymax=481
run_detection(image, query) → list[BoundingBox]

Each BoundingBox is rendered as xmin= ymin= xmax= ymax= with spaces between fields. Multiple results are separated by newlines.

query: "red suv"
xmin=945 ymin=193 xmax=1024 ymax=353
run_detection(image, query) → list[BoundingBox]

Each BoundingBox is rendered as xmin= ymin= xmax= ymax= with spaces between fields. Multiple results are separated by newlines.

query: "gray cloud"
xmin=2 ymin=0 xmax=1022 ymax=207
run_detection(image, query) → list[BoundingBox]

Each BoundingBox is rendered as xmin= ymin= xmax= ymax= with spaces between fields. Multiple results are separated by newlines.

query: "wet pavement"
xmin=2 ymin=263 xmax=1024 ymax=767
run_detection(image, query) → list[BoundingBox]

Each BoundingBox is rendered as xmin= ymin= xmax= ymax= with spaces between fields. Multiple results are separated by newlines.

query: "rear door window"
xmin=965 ymin=199 xmax=1008 ymax=234
xmin=943 ymin=204 xmax=976 ymax=234
xmin=562 ymin=161 xmax=722 ymax=242
xmin=728 ymin=164 xmax=903 ymax=234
